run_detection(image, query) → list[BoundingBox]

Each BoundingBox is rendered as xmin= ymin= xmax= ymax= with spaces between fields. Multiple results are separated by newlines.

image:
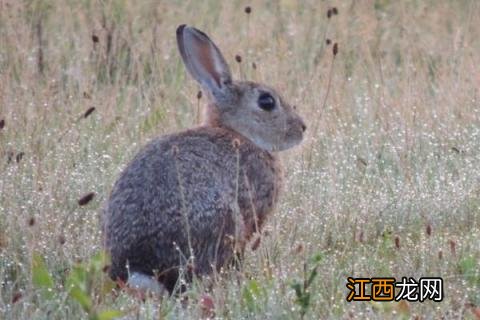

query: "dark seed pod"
xmin=78 ymin=192 xmax=95 ymax=206
xmin=326 ymin=39 xmax=331 ymax=45
xmin=28 ymin=217 xmax=35 ymax=227
xmin=357 ymin=156 xmax=367 ymax=167
xmin=197 ymin=90 xmax=202 ymax=99
xmin=58 ymin=234 xmax=66 ymax=245
xmin=200 ymin=294 xmax=215 ymax=318
xmin=294 ymin=243 xmax=304 ymax=254
xmin=327 ymin=8 xmax=332 ymax=19
xmin=16 ymin=152 xmax=24 ymax=163
xmin=332 ymin=7 xmax=338 ymax=15
xmin=92 ymin=34 xmax=99 ymax=43
xmin=12 ymin=292 xmax=22 ymax=304
xmin=83 ymin=107 xmax=95 ymax=118
xmin=449 ymin=239 xmax=456 ymax=255
xmin=0 ymin=119 xmax=5 ymax=130
xmin=394 ymin=236 xmax=400 ymax=249
xmin=7 ymin=151 xmax=14 ymax=164
xmin=251 ymin=237 xmax=261 ymax=251
xmin=252 ymin=62 xmax=257 ymax=69
xmin=333 ymin=43 xmax=338 ymax=56
xmin=235 ymin=54 xmax=242 ymax=63
xmin=244 ymin=6 xmax=252 ymax=14
xmin=358 ymin=230 xmax=364 ymax=243
xmin=426 ymin=224 xmax=432 ymax=236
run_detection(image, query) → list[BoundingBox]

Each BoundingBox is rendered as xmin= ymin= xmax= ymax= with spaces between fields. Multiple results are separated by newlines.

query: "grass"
xmin=1 ymin=0 xmax=480 ymax=319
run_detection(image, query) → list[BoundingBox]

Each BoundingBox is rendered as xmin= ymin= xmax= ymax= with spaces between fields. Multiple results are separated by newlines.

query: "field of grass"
xmin=1 ymin=0 xmax=480 ymax=319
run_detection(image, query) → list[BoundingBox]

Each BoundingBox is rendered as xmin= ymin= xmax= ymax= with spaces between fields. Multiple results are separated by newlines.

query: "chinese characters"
xmin=346 ymin=277 xmax=443 ymax=302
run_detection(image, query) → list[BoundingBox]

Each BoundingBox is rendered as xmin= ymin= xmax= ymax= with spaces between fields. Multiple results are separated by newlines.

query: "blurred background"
xmin=0 ymin=1 xmax=479 ymax=319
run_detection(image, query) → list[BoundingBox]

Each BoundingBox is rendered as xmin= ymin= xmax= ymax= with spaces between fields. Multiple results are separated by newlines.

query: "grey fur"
xmin=103 ymin=25 xmax=305 ymax=293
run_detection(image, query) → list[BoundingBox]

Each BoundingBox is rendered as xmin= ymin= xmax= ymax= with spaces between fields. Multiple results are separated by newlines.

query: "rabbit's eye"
xmin=258 ymin=92 xmax=276 ymax=111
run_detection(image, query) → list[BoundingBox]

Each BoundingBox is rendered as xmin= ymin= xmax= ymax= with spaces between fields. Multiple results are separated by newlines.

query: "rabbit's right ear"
xmin=176 ymin=25 xmax=232 ymax=97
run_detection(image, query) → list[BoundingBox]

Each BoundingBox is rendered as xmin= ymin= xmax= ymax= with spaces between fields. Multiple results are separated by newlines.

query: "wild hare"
xmin=103 ymin=25 xmax=306 ymax=294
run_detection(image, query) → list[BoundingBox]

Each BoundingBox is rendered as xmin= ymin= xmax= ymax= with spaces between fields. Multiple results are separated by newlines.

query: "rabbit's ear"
xmin=177 ymin=25 xmax=232 ymax=96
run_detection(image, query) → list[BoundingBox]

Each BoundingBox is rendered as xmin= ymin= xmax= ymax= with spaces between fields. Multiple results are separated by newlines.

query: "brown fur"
xmin=103 ymin=25 xmax=304 ymax=293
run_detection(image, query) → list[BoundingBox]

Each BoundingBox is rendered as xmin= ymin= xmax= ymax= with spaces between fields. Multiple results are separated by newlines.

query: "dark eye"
xmin=258 ymin=92 xmax=276 ymax=111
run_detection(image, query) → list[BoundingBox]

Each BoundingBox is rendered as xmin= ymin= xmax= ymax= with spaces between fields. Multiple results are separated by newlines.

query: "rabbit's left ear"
xmin=176 ymin=25 xmax=232 ymax=96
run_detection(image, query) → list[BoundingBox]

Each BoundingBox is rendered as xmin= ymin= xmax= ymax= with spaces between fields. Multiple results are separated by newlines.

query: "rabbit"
xmin=103 ymin=25 xmax=306 ymax=294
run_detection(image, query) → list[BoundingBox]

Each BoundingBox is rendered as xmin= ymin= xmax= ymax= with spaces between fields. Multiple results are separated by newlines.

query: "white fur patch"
xmin=127 ymin=272 xmax=166 ymax=295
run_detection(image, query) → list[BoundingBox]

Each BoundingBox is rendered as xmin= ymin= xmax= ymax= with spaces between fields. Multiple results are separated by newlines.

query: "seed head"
xmin=327 ymin=8 xmax=332 ymax=19
xmin=12 ymin=292 xmax=22 ymax=304
xmin=200 ymin=293 xmax=215 ymax=318
xmin=357 ymin=156 xmax=367 ymax=167
xmin=394 ymin=235 xmax=401 ymax=249
xmin=449 ymin=239 xmax=456 ymax=255
xmin=0 ymin=119 xmax=4 ymax=130
xmin=7 ymin=151 xmax=14 ymax=164
xmin=92 ymin=34 xmax=99 ymax=43
xmin=186 ymin=262 xmax=195 ymax=274
xmin=251 ymin=237 xmax=261 ymax=251
xmin=332 ymin=7 xmax=338 ymax=15
xmin=244 ymin=6 xmax=252 ymax=14
xmin=235 ymin=54 xmax=242 ymax=63
xmin=83 ymin=107 xmax=95 ymax=119
xmin=28 ymin=217 xmax=35 ymax=227
xmin=294 ymin=243 xmax=304 ymax=254
xmin=358 ymin=230 xmax=364 ymax=243
xmin=197 ymin=90 xmax=202 ymax=99
xmin=16 ymin=152 xmax=24 ymax=163
xmin=78 ymin=192 xmax=95 ymax=206
xmin=426 ymin=224 xmax=432 ymax=236
xmin=451 ymin=147 xmax=460 ymax=153
xmin=252 ymin=62 xmax=257 ymax=69
xmin=58 ymin=234 xmax=66 ymax=245
xmin=326 ymin=38 xmax=331 ymax=45
xmin=333 ymin=43 xmax=339 ymax=56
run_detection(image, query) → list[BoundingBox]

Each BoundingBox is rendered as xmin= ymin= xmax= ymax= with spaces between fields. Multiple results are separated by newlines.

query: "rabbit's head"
xmin=177 ymin=25 xmax=306 ymax=152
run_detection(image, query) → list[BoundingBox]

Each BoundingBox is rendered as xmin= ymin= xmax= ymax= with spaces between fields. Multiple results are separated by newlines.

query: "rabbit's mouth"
xmin=264 ymin=128 xmax=305 ymax=152
xmin=278 ymin=132 xmax=304 ymax=151
xmin=261 ymin=120 xmax=306 ymax=152
xmin=275 ymin=118 xmax=306 ymax=151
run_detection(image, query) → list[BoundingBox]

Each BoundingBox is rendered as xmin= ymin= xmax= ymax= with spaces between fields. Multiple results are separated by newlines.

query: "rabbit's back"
xmin=104 ymin=126 xmax=281 ymax=289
